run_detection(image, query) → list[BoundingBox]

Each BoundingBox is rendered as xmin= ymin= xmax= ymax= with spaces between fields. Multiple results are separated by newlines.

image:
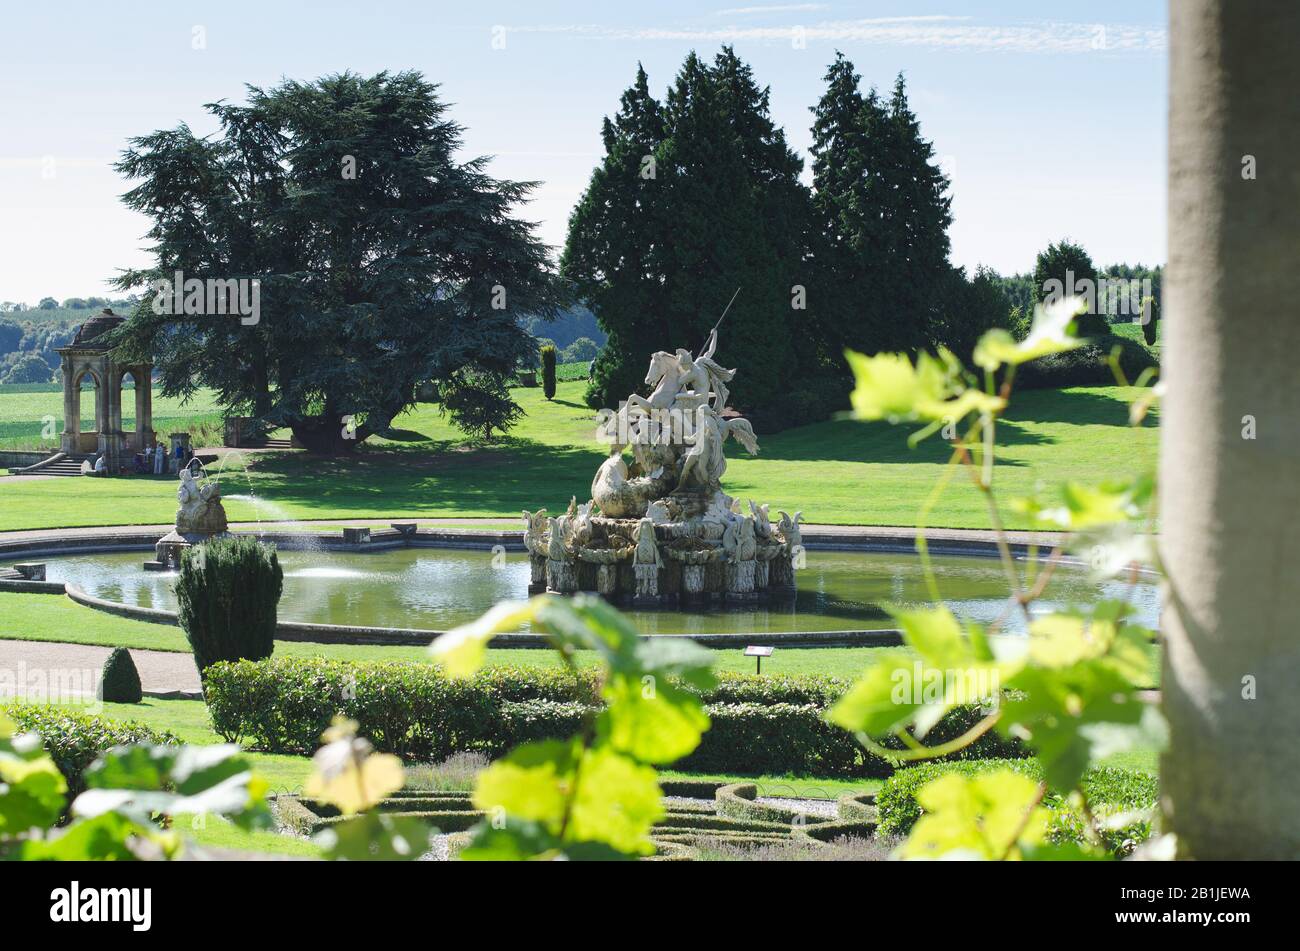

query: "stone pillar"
xmin=595 ymin=563 xmax=618 ymax=597
xmin=754 ymin=559 xmax=770 ymax=590
xmin=60 ymin=355 xmax=78 ymax=454
xmin=725 ymin=559 xmax=755 ymax=599
xmin=633 ymin=564 xmax=659 ymax=602
xmin=548 ymin=557 xmax=578 ymax=593
xmin=770 ymin=553 xmax=792 ymax=589
xmin=682 ymin=564 xmax=706 ymax=598
xmin=99 ymin=368 xmax=124 ymax=472
xmin=135 ymin=366 xmax=155 ymax=451
xmin=1162 ymin=0 xmax=1300 ymax=858
xmin=529 ymin=554 xmax=548 ymax=590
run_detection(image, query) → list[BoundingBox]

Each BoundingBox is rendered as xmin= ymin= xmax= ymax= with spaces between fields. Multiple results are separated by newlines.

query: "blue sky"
xmin=0 ymin=1 xmax=1167 ymax=303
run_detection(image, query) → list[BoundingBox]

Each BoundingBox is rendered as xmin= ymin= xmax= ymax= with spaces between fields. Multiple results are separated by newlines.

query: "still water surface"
xmin=42 ymin=547 xmax=1159 ymax=636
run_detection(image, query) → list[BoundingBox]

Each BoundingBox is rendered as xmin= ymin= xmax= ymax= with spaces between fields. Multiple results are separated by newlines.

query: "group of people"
xmin=132 ymin=441 xmax=192 ymax=475
xmin=84 ymin=440 xmax=193 ymax=477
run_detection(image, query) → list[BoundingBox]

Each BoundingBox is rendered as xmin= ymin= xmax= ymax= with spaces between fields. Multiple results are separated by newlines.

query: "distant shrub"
xmin=97 ymin=647 xmax=142 ymax=704
xmin=175 ymin=536 xmax=282 ymax=680
xmin=1016 ymin=333 xmax=1157 ymax=389
xmin=1 ymin=704 xmax=178 ymax=798
xmin=540 ymin=344 xmax=557 ymax=400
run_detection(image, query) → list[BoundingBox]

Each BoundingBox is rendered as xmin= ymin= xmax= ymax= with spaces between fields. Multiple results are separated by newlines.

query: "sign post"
xmin=744 ymin=645 xmax=774 ymax=675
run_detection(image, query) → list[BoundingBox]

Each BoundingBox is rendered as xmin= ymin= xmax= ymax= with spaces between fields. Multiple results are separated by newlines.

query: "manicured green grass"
xmin=0 ymin=592 xmax=947 ymax=681
xmin=0 ymin=380 xmax=1157 ymax=531
xmin=181 ymin=814 xmax=323 ymax=857
xmin=1109 ymin=320 xmax=1162 ymax=359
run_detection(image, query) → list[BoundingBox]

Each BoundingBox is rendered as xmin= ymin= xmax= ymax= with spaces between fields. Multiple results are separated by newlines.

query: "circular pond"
xmin=41 ymin=547 xmax=1158 ymax=637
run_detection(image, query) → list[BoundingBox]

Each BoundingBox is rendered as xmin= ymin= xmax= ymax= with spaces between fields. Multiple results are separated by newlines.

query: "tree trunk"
xmin=289 ymin=416 xmax=358 ymax=455
xmin=1162 ymin=0 xmax=1300 ymax=858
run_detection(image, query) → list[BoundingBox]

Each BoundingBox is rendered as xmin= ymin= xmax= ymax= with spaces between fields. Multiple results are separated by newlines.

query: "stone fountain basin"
xmin=30 ymin=543 xmax=1161 ymax=641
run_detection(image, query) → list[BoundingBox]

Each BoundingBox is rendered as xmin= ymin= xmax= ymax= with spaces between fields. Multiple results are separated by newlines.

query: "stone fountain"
xmin=147 ymin=461 xmax=230 ymax=570
xmin=523 ymin=329 xmax=802 ymax=604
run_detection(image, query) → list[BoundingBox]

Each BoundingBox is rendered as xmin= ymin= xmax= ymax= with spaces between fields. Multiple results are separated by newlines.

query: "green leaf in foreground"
xmin=973 ymin=296 xmax=1086 ymax=371
xmin=900 ymin=770 xmax=1050 ymax=860
xmin=599 ymin=672 xmax=710 ymax=765
xmin=471 ymin=740 xmax=663 ymax=856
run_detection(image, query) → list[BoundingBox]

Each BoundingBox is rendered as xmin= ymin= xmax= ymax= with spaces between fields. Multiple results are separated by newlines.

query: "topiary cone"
xmin=98 ymin=647 xmax=143 ymax=704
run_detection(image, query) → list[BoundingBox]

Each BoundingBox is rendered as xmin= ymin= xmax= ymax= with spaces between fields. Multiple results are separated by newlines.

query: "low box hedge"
xmin=204 ymin=658 xmax=1025 ymax=777
xmin=2 ymin=703 xmax=180 ymax=798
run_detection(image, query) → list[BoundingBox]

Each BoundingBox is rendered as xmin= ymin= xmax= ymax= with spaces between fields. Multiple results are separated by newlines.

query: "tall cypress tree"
xmin=809 ymin=58 xmax=953 ymax=357
xmin=562 ymin=64 xmax=669 ymax=407
xmin=882 ymin=73 xmax=953 ymax=350
xmin=564 ymin=49 xmax=814 ymax=427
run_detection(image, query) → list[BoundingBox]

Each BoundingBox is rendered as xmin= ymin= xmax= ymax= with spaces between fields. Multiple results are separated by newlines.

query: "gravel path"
xmin=755 ymin=796 xmax=839 ymax=819
xmin=0 ymin=638 xmax=200 ymax=699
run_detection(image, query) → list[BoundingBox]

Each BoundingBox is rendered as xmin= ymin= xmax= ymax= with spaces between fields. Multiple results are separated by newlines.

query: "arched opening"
xmin=71 ymin=368 xmax=103 ymax=454
xmin=121 ymin=369 xmax=140 ymax=448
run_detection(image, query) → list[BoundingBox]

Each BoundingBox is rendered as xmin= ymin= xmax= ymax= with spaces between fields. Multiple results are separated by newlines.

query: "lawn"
xmin=0 ymin=380 xmax=1157 ymax=531
xmin=0 ymin=592 xmax=979 ymax=682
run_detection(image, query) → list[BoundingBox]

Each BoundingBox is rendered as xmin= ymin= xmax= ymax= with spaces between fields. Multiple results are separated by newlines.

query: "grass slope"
xmin=0 ymin=381 xmax=1157 ymax=531
xmin=0 ymin=592 xmax=969 ymax=681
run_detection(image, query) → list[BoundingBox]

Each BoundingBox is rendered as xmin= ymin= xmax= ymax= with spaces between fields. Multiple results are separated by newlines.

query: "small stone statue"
xmin=522 ymin=509 xmax=549 ymax=555
xmin=633 ymin=517 xmax=662 ymax=567
xmin=777 ymin=510 xmax=803 ymax=554
xmin=547 ymin=514 xmax=569 ymax=561
xmin=175 ymin=467 xmax=227 ymax=535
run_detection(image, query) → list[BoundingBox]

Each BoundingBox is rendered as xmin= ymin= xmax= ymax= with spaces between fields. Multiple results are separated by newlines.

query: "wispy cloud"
xmin=714 ymin=4 xmax=829 ymax=14
xmin=504 ymin=18 xmax=1166 ymax=55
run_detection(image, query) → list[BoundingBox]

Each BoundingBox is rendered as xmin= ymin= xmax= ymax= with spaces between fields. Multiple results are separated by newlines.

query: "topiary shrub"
xmin=97 ymin=647 xmax=142 ymax=703
xmin=1141 ymin=295 xmax=1159 ymax=347
xmin=540 ymin=344 xmax=557 ymax=401
xmin=175 ymin=535 xmax=283 ymax=681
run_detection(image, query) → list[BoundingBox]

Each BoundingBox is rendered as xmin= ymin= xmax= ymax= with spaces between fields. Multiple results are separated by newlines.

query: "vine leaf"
xmin=846 ymin=349 xmax=1004 ymax=425
xmin=900 ymin=770 xmax=1050 ymax=860
xmin=304 ymin=718 xmax=404 ymax=815
xmin=470 ymin=740 xmax=663 ymax=856
xmin=973 ymin=296 xmax=1086 ymax=371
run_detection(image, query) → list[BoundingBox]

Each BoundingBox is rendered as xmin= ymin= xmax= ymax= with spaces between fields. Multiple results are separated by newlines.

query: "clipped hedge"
xmin=876 ymin=758 xmax=1160 ymax=853
xmin=1 ymin=704 xmax=179 ymax=798
xmin=204 ymin=658 xmax=1025 ymax=777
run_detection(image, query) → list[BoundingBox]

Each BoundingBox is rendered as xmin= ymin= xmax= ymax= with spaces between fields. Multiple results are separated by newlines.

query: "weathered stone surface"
xmin=535 ymin=329 xmax=798 ymax=604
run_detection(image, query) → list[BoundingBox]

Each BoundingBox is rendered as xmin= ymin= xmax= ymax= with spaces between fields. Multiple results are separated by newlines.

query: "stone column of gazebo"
xmin=55 ymin=308 xmax=154 ymax=472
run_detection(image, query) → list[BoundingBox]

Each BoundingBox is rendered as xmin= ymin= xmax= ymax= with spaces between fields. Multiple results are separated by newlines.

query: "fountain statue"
xmin=523 ymin=328 xmax=800 ymax=604
xmin=148 ymin=460 xmax=230 ymax=569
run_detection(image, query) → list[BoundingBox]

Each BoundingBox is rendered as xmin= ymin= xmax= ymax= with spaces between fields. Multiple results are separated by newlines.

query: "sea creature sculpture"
xmin=777 ymin=511 xmax=804 ymax=554
xmin=632 ymin=517 xmax=662 ymax=567
xmin=522 ymin=509 xmax=549 ymax=555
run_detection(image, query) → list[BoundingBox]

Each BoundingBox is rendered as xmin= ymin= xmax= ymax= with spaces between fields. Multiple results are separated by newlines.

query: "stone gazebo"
xmin=56 ymin=308 xmax=153 ymax=471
